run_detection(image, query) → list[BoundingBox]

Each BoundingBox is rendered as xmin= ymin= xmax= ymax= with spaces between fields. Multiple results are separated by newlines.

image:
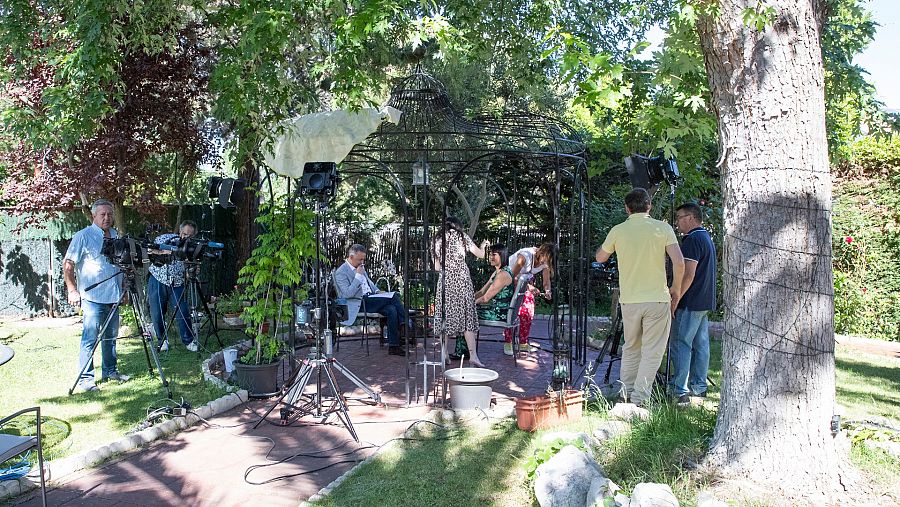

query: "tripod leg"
xmin=193 ymin=278 xmax=223 ymax=348
xmin=133 ymin=295 xmax=173 ymax=399
xmin=321 ymin=365 xmax=359 ymax=442
xmin=575 ymin=327 xmax=615 ymax=388
xmin=331 ymin=360 xmax=381 ymax=404
xmin=253 ymin=361 xmax=312 ymax=429
xmin=68 ymin=303 xmax=119 ymax=395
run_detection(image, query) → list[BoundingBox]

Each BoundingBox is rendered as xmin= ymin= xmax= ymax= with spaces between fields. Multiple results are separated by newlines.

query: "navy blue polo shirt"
xmin=678 ymin=227 xmax=717 ymax=311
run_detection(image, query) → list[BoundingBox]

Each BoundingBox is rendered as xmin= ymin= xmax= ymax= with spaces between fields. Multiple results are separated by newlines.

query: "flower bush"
xmin=216 ymin=288 xmax=245 ymax=315
xmin=832 ymin=135 xmax=900 ymax=341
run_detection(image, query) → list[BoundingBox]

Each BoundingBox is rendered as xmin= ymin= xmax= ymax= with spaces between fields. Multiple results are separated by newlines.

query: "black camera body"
xmin=158 ymin=237 xmax=224 ymax=263
xmin=102 ymin=236 xmax=152 ymax=268
xmin=591 ymin=259 xmax=619 ymax=284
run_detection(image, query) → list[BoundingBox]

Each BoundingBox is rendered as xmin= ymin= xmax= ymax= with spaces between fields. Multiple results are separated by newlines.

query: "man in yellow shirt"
xmin=596 ymin=188 xmax=685 ymax=406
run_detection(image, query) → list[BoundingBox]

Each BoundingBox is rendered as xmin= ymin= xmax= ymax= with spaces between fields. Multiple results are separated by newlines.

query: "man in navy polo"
xmin=669 ymin=202 xmax=717 ymax=402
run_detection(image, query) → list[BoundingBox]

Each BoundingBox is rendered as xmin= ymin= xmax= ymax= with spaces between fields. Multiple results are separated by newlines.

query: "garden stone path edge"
xmin=0 ymin=354 xmax=249 ymax=503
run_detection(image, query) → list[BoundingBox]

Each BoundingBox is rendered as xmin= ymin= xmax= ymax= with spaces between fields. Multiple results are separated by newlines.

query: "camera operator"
xmin=148 ymin=220 xmax=200 ymax=352
xmin=63 ymin=199 xmax=130 ymax=392
xmin=595 ymin=188 xmax=684 ymax=407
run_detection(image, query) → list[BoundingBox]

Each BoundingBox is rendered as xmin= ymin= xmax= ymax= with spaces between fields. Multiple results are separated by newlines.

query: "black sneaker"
xmin=388 ymin=346 xmax=405 ymax=356
xmin=691 ymin=391 xmax=707 ymax=398
xmin=676 ymin=394 xmax=690 ymax=404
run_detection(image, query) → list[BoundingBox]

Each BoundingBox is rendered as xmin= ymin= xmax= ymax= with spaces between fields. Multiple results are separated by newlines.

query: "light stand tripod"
xmin=578 ymin=308 xmax=623 ymax=384
xmin=253 ymin=198 xmax=380 ymax=442
xmin=68 ymin=268 xmax=172 ymax=398
xmin=162 ymin=261 xmax=223 ymax=350
xmin=660 ymin=179 xmax=677 ymax=385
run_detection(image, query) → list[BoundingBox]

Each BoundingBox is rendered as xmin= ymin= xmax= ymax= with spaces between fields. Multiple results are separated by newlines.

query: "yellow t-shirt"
xmin=601 ymin=213 xmax=678 ymax=304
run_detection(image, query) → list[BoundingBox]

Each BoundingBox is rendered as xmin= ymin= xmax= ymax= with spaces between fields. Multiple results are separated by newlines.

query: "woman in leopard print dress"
xmin=433 ymin=216 xmax=489 ymax=367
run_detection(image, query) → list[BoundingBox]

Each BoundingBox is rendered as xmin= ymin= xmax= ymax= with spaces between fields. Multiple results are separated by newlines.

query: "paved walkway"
xmin=10 ymin=319 xmax=618 ymax=507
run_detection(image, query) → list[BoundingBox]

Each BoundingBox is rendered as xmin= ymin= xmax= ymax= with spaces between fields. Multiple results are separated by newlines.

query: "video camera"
xmin=155 ymin=236 xmax=225 ymax=263
xmin=102 ymin=236 xmax=153 ymax=268
xmin=591 ymin=258 xmax=619 ymax=284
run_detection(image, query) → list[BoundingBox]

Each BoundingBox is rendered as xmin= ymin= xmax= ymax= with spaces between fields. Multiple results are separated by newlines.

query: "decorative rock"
xmin=609 ymin=403 xmax=650 ymax=421
xmin=585 ymin=477 xmax=621 ymax=506
xmin=614 ymin=493 xmax=631 ymax=506
xmin=83 ymin=449 xmax=102 ymax=467
xmin=593 ymin=421 xmax=631 ymax=442
xmin=540 ymin=431 xmax=595 ymax=450
xmin=865 ymin=439 xmax=900 ymax=459
xmin=696 ymin=491 xmax=727 ymax=507
xmin=630 ymin=483 xmax=678 ymax=507
xmin=534 ymin=445 xmax=605 ymax=507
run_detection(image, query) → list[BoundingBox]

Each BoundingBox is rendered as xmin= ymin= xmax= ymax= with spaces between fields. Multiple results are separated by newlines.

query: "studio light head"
xmin=207 ymin=177 xmax=246 ymax=209
xmin=624 ymin=154 xmax=680 ymax=189
xmin=299 ymin=162 xmax=338 ymax=198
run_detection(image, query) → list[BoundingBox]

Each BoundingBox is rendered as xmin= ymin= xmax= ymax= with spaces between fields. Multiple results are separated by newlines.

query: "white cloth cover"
xmin=264 ymin=106 xmax=402 ymax=178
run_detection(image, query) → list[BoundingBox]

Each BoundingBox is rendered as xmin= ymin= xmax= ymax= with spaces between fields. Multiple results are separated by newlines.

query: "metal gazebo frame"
xmin=340 ymin=68 xmax=592 ymax=404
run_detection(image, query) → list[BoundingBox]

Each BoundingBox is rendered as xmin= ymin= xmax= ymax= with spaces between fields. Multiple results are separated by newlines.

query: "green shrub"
xmin=832 ymin=135 xmax=900 ymax=341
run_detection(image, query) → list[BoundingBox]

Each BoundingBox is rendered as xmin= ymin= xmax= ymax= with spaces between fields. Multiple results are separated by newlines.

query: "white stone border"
xmin=0 ymin=372 xmax=249 ymax=502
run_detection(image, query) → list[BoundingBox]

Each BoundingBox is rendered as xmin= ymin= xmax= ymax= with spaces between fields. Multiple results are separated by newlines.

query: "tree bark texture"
xmin=235 ymin=155 xmax=260 ymax=274
xmin=697 ymin=0 xmax=849 ymax=501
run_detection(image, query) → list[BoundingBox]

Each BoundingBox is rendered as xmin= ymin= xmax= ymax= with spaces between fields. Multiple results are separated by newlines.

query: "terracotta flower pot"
xmin=515 ymin=389 xmax=584 ymax=432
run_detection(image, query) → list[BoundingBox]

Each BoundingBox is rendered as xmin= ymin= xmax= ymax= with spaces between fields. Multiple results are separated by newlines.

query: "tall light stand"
xmin=253 ymin=197 xmax=380 ymax=441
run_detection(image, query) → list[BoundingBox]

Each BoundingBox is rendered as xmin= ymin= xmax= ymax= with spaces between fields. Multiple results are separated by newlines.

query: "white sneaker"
xmin=185 ymin=341 xmax=199 ymax=352
xmin=159 ymin=339 xmax=169 ymax=352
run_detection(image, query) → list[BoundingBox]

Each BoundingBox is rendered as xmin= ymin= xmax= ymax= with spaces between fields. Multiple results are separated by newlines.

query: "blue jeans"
xmin=668 ymin=309 xmax=710 ymax=397
xmin=79 ymin=300 xmax=119 ymax=382
xmin=360 ymin=293 xmax=406 ymax=346
xmin=148 ymin=275 xmax=195 ymax=346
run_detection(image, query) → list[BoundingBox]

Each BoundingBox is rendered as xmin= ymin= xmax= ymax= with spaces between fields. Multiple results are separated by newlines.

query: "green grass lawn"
xmin=2 ymin=316 xmax=897 ymax=506
xmin=0 ymin=318 xmax=247 ymax=461
xmin=312 ymin=338 xmax=900 ymax=507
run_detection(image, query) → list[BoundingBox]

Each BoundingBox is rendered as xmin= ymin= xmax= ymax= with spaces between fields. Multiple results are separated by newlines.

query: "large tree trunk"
xmin=235 ymin=154 xmax=260 ymax=274
xmin=697 ymin=1 xmax=852 ymax=502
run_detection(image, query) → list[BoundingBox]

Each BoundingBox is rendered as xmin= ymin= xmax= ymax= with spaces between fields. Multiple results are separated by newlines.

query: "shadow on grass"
xmin=36 ymin=329 xmax=248 ymax=433
xmin=834 ymin=357 xmax=900 ymax=391
xmin=310 ymin=419 xmax=533 ymax=507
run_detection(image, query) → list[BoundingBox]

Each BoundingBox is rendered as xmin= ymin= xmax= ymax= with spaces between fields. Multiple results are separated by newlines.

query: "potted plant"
xmin=216 ymin=288 xmax=246 ymax=327
xmin=233 ymin=333 xmax=283 ymax=396
xmin=232 ymin=199 xmax=315 ymax=396
xmin=236 ymin=200 xmax=314 ymax=336
xmin=515 ymin=387 xmax=585 ymax=432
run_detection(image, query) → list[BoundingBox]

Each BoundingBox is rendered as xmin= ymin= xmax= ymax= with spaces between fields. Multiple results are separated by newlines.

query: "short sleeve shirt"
xmin=148 ymin=233 xmax=187 ymax=287
xmin=678 ymin=227 xmax=717 ymax=311
xmin=509 ymin=247 xmax=548 ymax=282
xmin=601 ymin=213 xmax=678 ymax=304
xmin=64 ymin=224 xmax=123 ymax=304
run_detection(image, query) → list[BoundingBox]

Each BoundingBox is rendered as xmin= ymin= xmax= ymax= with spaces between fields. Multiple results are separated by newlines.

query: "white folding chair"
xmin=0 ymin=407 xmax=47 ymax=506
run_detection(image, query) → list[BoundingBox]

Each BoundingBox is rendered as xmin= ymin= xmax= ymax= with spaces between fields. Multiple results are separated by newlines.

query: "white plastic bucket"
xmin=223 ymin=348 xmax=238 ymax=373
xmin=444 ymin=368 xmax=499 ymax=410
